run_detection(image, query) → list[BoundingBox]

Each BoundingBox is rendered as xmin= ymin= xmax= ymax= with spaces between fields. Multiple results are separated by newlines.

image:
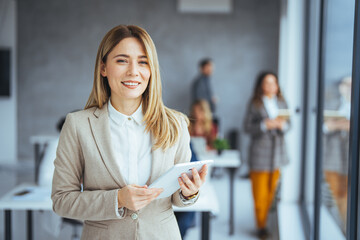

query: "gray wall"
xmin=0 ymin=0 xmax=17 ymax=163
xmin=17 ymin=0 xmax=280 ymax=159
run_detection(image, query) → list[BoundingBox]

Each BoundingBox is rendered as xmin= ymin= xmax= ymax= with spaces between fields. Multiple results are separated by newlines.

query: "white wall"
xmin=0 ymin=0 xmax=17 ymax=164
xmin=278 ymin=0 xmax=305 ymax=202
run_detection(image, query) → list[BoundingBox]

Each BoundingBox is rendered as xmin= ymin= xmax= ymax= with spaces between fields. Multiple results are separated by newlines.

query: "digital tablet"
xmin=149 ymin=160 xmax=213 ymax=199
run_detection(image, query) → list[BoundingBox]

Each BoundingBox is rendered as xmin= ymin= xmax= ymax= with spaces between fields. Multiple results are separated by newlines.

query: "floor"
xmin=0 ymin=162 xmax=279 ymax=240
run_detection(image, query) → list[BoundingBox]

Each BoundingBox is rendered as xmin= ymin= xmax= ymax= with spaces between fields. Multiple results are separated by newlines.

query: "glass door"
xmin=319 ymin=0 xmax=355 ymax=238
xmin=301 ymin=0 xmax=360 ymax=239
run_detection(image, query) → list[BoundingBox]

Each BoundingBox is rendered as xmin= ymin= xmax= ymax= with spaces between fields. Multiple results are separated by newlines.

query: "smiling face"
xmin=100 ymin=37 xmax=150 ymax=108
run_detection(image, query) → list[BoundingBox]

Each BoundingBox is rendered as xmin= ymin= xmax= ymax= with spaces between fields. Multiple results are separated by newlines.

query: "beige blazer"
xmin=51 ymin=103 xmax=194 ymax=240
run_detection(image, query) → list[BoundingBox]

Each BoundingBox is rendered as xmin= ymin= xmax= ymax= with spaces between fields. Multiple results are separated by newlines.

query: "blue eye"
xmin=139 ymin=61 xmax=148 ymax=65
xmin=117 ymin=59 xmax=126 ymax=63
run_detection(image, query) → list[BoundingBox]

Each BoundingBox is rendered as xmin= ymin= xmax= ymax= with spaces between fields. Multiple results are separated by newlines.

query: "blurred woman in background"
xmin=174 ymin=100 xmax=218 ymax=238
xmin=323 ymin=76 xmax=351 ymax=231
xmin=243 ymin=72 xmax=290 ymax=238
xmin=189 ymin=99 xmax=217 ymax=150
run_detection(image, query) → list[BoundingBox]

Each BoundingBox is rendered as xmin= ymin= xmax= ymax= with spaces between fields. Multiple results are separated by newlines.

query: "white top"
xmin=108 ymin=100 xmax=193 ymax=217
xmin=261 ymin=96 xmax=289 ymax=132
xmin=262 ymin=96 xmax=279 ymax=119
xmin=108 ymin=100 xmax=152 ymax=186
xmin=338 ymin=96 xmax=351 ymax=120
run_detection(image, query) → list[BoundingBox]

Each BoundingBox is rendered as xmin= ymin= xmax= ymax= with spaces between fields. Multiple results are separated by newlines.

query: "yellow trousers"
xmin=324 ymin=171 xmax=348 ymax=226
xmin=250 ymin=169 xmax=280 ymax=229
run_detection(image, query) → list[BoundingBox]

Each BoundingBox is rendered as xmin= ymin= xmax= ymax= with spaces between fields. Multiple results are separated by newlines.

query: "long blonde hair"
xmin=189 ymin=100 xmax=213 ymax=136
xmin=85 ymin=25 xmax=187 ymax=150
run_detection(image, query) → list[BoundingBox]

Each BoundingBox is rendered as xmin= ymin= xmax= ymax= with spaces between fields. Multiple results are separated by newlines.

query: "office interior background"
xmin=1 ymin=0 xmax=360 ymax=239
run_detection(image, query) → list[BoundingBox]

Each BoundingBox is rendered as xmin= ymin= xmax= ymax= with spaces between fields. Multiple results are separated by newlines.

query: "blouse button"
xmin=128 ymin=117 xmax=131 ymax=121
xmin=131 ymin=213 xmax=138 ymax=220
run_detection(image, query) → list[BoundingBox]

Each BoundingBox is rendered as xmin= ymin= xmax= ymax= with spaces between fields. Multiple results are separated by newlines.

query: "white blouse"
xmin=108 ymin=100 xmax=195 ymax=217
xmin=338 ymin=97 xmax=351 ymax=120
xmin=262 ymin=96 xmax=279 ymax=119
xmin=261 ymin=96 xmax=289 ymax=132
xmin=108 ymin=100 xmax=152 ymax=186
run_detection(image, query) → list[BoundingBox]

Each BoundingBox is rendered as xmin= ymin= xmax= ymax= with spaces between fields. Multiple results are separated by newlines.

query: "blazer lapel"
xmin=146 ymin=135 xmax=165 ymax=186
xmin=260 ymin=102 xmax=269 ymax=119
xmin=88 ymin=103 xmax=127 ymax=188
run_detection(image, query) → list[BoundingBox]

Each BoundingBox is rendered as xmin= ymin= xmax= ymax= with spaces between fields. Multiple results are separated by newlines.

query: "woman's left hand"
xmin=178 ymin=164 xmax=208 ymax=198
xmin=275 ymin=118 xmax=286 ymax=130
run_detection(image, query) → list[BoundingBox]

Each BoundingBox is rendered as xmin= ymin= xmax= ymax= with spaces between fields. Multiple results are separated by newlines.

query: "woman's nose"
xmin=127 ymin=62 xmax=139 ymax=76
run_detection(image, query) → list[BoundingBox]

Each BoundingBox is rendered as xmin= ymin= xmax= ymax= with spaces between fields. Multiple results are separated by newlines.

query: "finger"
xmin=141 ymin=191 xmax=160 ymax=201
xmin=130 ymin=184 xmax=144 ymax=188
xmin=144 ymin=191 xmax=161 ymax=205
xmin=199 ymin=170 xmax=208 ymax=182
xmin=149 ymin=188 xmax=163 ymax=198
xmin=131 ymin=191 xmax=160 ymax=204
xmin=125 ymin=190 xmax=159 ymax=210
xmin=181 ymin=173 xmax=197 ymax=192
xmin=134 ymin=200 xmax=151 ymax=211
xmin=200 ymin=164 xmax=208 ymax=173
xmin=146 ymin=188 xmax=163 ymax=196
xmin=198 ymin=164 xmax=208 ymax=173
xmin=178 ymin=177 xmax=189 ymax=193
xmin=145 ymin=188 xmax=163 ymax=196
xmin=134 ymin=188 xmax=159 ymax=196
xmin=192 ymin=168 xmax=201 ymax=187
xmin=138 ymin=190 xmax=162 ymax=206
xmin=150 ymin=190 xmax=163 ymax=201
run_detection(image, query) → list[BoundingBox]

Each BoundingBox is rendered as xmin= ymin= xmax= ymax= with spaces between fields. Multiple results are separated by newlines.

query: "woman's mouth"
xmin=122 ymin=81 xmax=140 ymax=88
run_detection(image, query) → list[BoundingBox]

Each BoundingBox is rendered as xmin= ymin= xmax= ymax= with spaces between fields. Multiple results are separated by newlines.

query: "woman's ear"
xmin=100 ymin=62 xmax=107 ymax=77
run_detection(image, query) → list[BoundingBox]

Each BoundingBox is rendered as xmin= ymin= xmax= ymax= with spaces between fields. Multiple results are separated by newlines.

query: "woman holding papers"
xmin=243 ymin=72 xmax=290 ymax=238
xmin=323 ymin=76 xmax=351 ymax=229
xmin=51 ymin=25 xmax=208 ymax=239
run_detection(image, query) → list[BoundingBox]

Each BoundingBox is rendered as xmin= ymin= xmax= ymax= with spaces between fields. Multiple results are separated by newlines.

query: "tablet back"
xmin=149 ymin=160 xmax=213 ymax=199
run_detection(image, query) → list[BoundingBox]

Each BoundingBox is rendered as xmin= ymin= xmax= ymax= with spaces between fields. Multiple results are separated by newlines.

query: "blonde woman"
xmin=51 ymin=25 xmax=208 ymax=239
xmin=189 ymin=99 xmax=217 ymax=149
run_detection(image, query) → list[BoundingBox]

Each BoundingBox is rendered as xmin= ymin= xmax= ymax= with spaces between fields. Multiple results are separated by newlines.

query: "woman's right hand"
xmin=326 ymin=119 xmax=350 ymax=131
xmin=265 ymin=118 xmax=286 ymax=130
xmin=265 ymin=119 xmax=278 ymax=130
xmin=117 ymin=185 xmax=163 ymax=211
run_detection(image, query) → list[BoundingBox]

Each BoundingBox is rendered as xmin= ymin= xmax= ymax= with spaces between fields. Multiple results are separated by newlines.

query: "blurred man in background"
xmin=192 ymin=58 xmax=216 ymax=114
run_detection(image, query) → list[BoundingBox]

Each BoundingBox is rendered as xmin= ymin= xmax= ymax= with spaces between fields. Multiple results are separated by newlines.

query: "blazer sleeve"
xmin=170 ymin=116 xmax=198 ymax=207
xmin=51 ymin=113 xmax=120 ymax=221
xmin=243 ymin=102 xmax=264 ymax=137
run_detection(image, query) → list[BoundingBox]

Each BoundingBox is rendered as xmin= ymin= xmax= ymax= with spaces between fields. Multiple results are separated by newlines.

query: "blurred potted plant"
xmin=213 ymin=138 xmax=230 ymax=155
